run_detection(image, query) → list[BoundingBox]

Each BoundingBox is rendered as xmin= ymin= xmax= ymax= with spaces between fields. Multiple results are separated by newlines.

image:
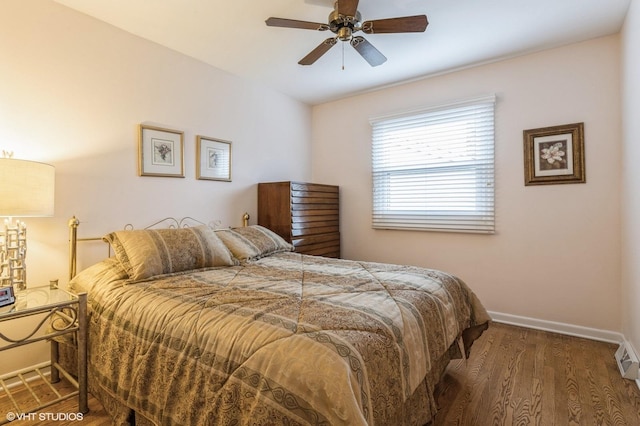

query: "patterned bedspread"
xmin=71 ymin=252 xmax=489 ymax=425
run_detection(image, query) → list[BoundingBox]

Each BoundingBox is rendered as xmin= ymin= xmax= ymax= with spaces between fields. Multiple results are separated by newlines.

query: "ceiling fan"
xmin=265 ymin=0 xmax=428 ymax=67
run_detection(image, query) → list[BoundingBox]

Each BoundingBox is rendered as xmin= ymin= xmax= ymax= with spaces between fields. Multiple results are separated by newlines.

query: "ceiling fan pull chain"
xmin=342 ymin=42 xmax=345 ymax=70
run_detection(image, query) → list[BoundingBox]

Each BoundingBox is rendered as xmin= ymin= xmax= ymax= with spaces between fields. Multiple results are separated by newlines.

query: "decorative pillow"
xmin=103 ymin=225 xmax=237 ymax=282
xmin=215 ymin=225 xmax=294 ymax=261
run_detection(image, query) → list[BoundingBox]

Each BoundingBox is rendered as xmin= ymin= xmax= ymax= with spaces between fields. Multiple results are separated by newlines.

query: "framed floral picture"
xmin=523 ymin=122 xmax=585 ymax=186
xmin=138 ymin=124 xmax=184 ymax=177
xmin=196 ymin=135 xmax=232 ymax=181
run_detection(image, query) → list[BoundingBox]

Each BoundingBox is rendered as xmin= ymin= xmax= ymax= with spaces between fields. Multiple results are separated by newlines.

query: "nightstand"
xmin=0 ymin=285 xmax=88 ymax=423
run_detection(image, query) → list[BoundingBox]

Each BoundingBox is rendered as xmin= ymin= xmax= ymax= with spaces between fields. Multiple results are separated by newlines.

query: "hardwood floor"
xmin=0 ymin=378 xmax=110 ymax=426
xmin=2 ymin=322 xmax=640 ymax=425
xmin=433 ymin=322 xmax=640 ymax=425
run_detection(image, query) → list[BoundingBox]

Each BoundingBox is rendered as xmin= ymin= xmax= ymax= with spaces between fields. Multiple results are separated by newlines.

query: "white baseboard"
xmin=488 ymin=311 xmax=624 ymax=344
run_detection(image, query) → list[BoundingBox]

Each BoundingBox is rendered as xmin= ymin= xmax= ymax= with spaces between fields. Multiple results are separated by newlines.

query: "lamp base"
xmin=0 ymin=218 xmax=27 ymax=291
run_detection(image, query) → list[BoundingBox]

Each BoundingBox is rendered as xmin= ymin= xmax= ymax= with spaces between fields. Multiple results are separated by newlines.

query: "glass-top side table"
xmin=0 ymin=285 xmax=88 ymax=423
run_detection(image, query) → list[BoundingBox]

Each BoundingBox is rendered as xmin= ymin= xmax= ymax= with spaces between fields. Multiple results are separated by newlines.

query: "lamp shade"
xmin=0 ymin=158 xmax=55 ymax=217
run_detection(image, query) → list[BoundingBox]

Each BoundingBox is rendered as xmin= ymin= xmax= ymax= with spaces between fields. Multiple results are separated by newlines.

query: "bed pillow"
xmin=103 ymin=225 xmax=237 ymax=282
xmin=69 ymin=257 xmax=127 ymax=294
xmin=215 ymin=225 xmax=294 ymax=261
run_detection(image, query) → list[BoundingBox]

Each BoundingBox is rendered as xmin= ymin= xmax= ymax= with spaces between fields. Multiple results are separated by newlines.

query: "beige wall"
xmin=622 ymin=0 xmax=640 ymax=354
xmin=0 ymin=0 xmax=311 ymax=373
xmin=311 ymin=35 xmax=622 ymax=332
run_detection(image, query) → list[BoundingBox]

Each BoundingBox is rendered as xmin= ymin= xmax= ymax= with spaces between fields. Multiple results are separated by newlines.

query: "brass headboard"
xmin=68 ymin=217 xmax=101 ymax=281
xmin=68 ymin=214 xmax=248 ymax=280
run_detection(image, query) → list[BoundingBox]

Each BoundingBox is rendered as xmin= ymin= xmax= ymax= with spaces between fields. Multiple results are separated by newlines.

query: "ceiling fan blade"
xmin=299 ymin=38 xmax=338 ymax=65
xmin=265 ymin=17 xmax=329 ymax=31
xmin=362 ymin=15 xmax=428 ymax=34
xmin=338 ymin=0 xmax=360 ymax=18
xmin=350 ymin=36 xmax=387 ymax=67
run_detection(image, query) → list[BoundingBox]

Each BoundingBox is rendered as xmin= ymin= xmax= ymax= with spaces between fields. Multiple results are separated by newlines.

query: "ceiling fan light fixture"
xmin=338 ymin=27 xmax=352 ymax=41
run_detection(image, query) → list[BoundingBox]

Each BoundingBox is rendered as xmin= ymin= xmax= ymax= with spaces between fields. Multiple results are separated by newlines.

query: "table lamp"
xmin=0 ymin=156 xmax=55 ymax=291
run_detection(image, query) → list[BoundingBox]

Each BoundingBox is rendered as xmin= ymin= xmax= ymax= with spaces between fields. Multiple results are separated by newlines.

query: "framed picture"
xmin=196 ymin=136 xmax=232 ymax=181
xmin=523 ymin=122 xmax=585 ymax=186
xmin=138 ymin=124 xmax=184 ymax=177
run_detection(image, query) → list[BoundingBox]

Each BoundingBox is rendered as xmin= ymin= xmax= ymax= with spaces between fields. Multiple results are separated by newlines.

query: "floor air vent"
xmin=615 ymin=341 xmax=639 ymax=380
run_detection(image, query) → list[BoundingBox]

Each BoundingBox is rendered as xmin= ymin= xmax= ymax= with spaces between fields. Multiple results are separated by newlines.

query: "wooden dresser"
xmin=258 ymin=181 xmax=340 ymax=258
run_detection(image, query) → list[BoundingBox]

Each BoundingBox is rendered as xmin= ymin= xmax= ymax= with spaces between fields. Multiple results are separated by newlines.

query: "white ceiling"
xmin=54 ymin=0 xmax=630 ymax=105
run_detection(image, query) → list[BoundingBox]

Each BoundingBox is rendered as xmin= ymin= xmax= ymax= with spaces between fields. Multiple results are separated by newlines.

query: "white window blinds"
xmin=370 ymin=95 xmax=496 ymax=234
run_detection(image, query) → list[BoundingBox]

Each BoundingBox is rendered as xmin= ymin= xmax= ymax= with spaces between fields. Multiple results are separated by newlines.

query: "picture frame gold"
xmin=523 ymin=122 xmax=585 ymax=186
xmin=196 ymin=135 xmax=232 ymax=182
xmin=138 ymin=124 xmax=184 ymax=178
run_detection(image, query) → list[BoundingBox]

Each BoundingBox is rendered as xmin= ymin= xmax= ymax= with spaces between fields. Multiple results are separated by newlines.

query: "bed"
xmin=65 ymin=220 xmax=490 ymax=425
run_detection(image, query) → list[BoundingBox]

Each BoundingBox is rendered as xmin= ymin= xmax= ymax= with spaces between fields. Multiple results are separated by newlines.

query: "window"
xmin=370 ymin=95 xmax=495 ymax=234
